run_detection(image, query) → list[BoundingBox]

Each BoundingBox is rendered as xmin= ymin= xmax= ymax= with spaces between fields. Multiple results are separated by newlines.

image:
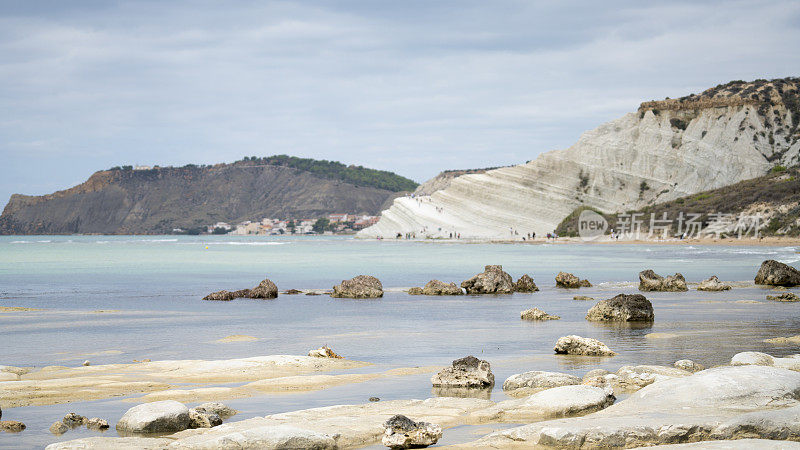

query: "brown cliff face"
xmin=0 ymin=164 xmax=409 ymax=235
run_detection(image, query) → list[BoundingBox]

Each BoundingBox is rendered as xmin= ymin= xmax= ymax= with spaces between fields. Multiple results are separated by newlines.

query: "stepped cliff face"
xmin=360 ymin=78 xmax=800 ymax=239
xmin=0 ymin=163 xmax=405 ymax=235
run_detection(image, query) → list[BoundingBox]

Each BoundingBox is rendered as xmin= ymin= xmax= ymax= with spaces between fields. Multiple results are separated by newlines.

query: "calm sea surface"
xmin=1 ymin=235 xmax=799 ymax=448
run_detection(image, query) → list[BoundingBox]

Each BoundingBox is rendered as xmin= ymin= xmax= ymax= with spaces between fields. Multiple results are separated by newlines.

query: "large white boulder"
xmin=116 ymin=400 xmax=191 ymax=434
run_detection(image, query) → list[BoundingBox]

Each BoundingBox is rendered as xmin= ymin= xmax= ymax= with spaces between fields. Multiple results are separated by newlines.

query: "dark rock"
xmin=282 ymin=289 xmax=303 ymax=295
xmin=586 ymin=293 xmax=654 ymax=322
xmin=638 ymin=269 xmax=687 ymax=292
xmin=0 ymin=421 xmax=25 ymax=432
xmin=63 ymin=413 xmax=88 ymax=427
xmin=86 ymin=418 xmax=110 ymax=430
xmin=49 ymin=421 xmax=68 ymax=435
xmin=248 ymin=278 xmax=278 ymax=299
xmin=188 ymin=408 xmax=222 ymax=428
xmin=514 ymin=274 xmax=539 ymax=292
xmin=555 ymin=272 xmax=592 ymax=288
xmin=461 ymin=265 xmax=514 ymax=294
xmin=755 ymin=260 xmax=800 ymax=286
xmin=331 ymin=275 xmax=383 ymax=298
xmin=382 ymin=414 xmax=443 ymax=449
xmin=369 ymin=397 xmax=380 ymax=402
xmin=202 ymin=290 xmax=236 ymax=301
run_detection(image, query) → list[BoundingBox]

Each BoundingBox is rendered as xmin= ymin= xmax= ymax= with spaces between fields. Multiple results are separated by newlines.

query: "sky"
xmin=1 ymin=1 xmax=799 ymax=203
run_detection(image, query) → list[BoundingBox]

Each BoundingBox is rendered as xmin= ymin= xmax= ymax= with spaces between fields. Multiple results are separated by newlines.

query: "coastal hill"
xmin=359 ymin=77 xmax=800 ymax=239
xmin=0 ymin=155 xmax=418 ymax=235
xmin=555 ymin=165 xmax=800 ymax=238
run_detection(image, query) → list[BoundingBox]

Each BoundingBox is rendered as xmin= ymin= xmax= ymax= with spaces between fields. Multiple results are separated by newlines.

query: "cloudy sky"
xmin=1 ymin=1 xmax=799 ymax=202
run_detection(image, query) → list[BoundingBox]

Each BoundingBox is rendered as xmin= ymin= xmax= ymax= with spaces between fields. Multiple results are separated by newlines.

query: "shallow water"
xmin=1 ymin=235 xmax=799 ymax=448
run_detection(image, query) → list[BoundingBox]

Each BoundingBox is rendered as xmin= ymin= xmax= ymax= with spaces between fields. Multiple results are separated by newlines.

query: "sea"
xmin=1 ymin=235 xmax=799 ymax=448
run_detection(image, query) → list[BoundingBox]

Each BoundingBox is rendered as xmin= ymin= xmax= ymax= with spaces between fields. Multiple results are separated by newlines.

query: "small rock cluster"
xmin=766 ymin=292 xmax=800 ymax=302
xmin=638 ymin=269 xmax=688 ymax=291
xmin=50 ymin=413 xmax=109 ymax=435
xmin=115 ymin=400 xmax=236 ymax=434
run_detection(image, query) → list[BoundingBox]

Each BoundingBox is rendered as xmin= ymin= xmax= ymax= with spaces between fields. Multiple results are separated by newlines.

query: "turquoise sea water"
xmin=1 ymin=235 xmax=800 ymax=448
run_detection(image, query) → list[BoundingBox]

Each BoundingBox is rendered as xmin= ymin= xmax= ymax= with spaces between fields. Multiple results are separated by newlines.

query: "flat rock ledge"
xmin=461 ymin=265 xmax=514 ymax=294
xmin=639 ymin=269 xmax=688 ymax=292
xmin=331 ymin=275 xmax=384 ymax=298
xmin=502 ymin=371 xmax=581 ymax=397
xmin=464 ymin=365 xmax=800 ymax=448
xmin=755 ymin=259 xmax=800 ymax=286
xmin=586 ymin=293 xmax=654 ymax=322
xmin=520 ymin=307 xmax=560 ymax=321
xmin=554 ymin=335 xmax=616 ymax=356
xmin=431 ymin=356 xmax=494 ymax=388
xmin=767 ymin=292 xmax=800 ymax=302
xmin=555 ymin=272 xmax=592 ymax=288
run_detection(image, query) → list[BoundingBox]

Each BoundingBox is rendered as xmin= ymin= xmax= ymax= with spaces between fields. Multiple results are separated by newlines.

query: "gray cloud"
xmin=1 ymin=0 xmax=799 ymax=204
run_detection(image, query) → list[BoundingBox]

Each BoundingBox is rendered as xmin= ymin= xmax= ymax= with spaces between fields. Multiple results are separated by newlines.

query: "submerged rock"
xmin=49 ymin=421 xmax=68 ymax=435
xmin=755 ymin=259 xmax=800 ymax=286
xmin=308 ymin=346 xmax=343 ymax=358
xmin=613 ymin=365 xmax=692 ymax=391
xmin=554 ymin=335 xmax=616 ymax=356
xmin=639 ymin=269 xmax=688 ymax=291
xmin=502 ymin=371 xmax=580 ymax=396
xmin=697 ymin=275 xmax=732 ymax=291
xmin=767 ymin=292 xmax=800 ymax=302
xmin=586 ymin=293 xmax=654 ymax=322
xmin=674 ymin=359 xmax=705 ymax=372
xmin=513 ymin=274 xmax=539 ymax=292
xmin=555 ymin=272 xmax=592 ymax=288
xmin=461 ymin=265 xmax=514 ymax=294
xmin=331 ymin=275 xmax=383 ymax=298
xmin=431 ymin=356 xmax=494 ymax=388
xmin=62 ymin=413 xmax=87 ymax=428
xmin=281 ymin=289 xmax=303 ymax=295
xmin=573 ymin=295 xmax=594 ymax=300
xmin=202 ymin=290 xmax=236 ymax=301
xmin=382 ymin=414 xmax=442 ymax=449
xmin=248 ymin=278 xmax=279 ymax=299
xmin=730 ymin=351 xmax=800 ymax=370
xmin=115 ymin=400 xmax=191 ymax=434
xmin=520 ymin=308 xmax=560 ymax=321
xmin=420 ymin=280 xmax=463 ymax=295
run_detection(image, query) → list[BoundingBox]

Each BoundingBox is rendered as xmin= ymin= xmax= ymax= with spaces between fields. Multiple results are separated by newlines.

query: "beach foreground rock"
xmin=555 ymin=272 xmax=592 ymax=288
xmin=639 ymin=269 xmax=688 ymax=291
xmin=461 ymin=265 xmax=514 ymax=294
xmin=755 ymin=259 xmax=800 ymax=286
xmin=586 ymin=293 xmax=654 ymax=322
xmin=463 ymin=365 xmax=800 ymax=448
xmin=431 ymin=356 xmax=494 ymax=388
xmin=381 ymin=414 xmax=442 ymax=449
xmin=116 ymin=400 xmax=191 ymax=434
xmin=554 ymin=335 xmax=616 ymax=356
xmin=331 ymin=275 xmax=383 ymax=298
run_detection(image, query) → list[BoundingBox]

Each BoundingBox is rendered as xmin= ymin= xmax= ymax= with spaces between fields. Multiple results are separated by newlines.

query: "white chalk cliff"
xmin=359 ymin=78 xmax=800 ymax=239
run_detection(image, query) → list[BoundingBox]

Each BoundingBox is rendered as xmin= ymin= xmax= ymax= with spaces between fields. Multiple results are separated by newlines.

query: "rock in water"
xmin=115 ymin=400 xmax=191 ymax=434
xmin=697 ymin=275 xmax=732 ymax=291
xmin=194 ymin=402 xmax=237 ymax=419
xmin=202 ymin=290 xmax=236 ymax=301
xmin=513 ymin=274 xmax=539 ymax=292
xmin=282 ymin=289 xmax=303 ymax=294
xmin=49 ymin=421 xmax=68 ymax=435
xmin=767 ymin=292 xmax=800 ymax=302
xmin=0 ymin=421 xmax=25 ymax=432
xmin=381 ymin=414 xmax=442 ymax=449
xmin=573 ymin=295 xmax=594 ymax=300
xmin=62 ymin=413 xmax=87 ymax=427
xmin=461 ymin=265 xmax=514 ymax=294
xmin=248 ymin=278 xmax=278 ymax=299
xmin=639 ymin=269 xmax=688 ymax=291
xmin=674 ymin=359 xmax=705 ymax=372
xmin=86 ymin=418 xmax=109 ymax=430
xmin=502 ymin=371 xmax=581 ymax=396
xmin=520 ymin=308 xmax=560 ymax=321
xmin=554 ymin=335 xmax=617 ymax=356
xmin=407 ymin=287 xmax=423 ymax=295
xmin=421 ymin=280 xmax=463 ymax=295
xmin=555 ymin=272 xmax=592 ymax=288
xmin=755 ymin=260 xmax=800 ymax=286
xmin=586 ymin=293 xmax=654 ymax=322
xmin=431 ymin=355 xmax=495 ymax=388
xmin=188 ymin=408 xmax=222 ymax=428
xmin=331 ymin=275 xmax=383 ymax=298
xmin=308 ymin=346 xmax=343 ymax=358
